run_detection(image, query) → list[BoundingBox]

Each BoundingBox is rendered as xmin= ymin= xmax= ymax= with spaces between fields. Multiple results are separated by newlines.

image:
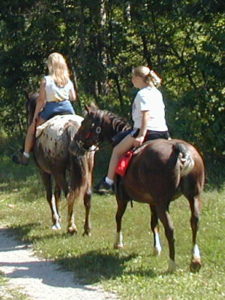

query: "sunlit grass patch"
xmin=1 ymin=137 xmax=225 ymax=299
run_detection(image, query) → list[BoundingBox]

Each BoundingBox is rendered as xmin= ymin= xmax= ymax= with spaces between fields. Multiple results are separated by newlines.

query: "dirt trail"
xmin=0 ymin=226 xmax=118 ymax=300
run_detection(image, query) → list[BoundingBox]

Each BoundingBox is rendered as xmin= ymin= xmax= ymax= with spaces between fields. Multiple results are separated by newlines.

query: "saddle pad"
xmin=115 ymin=150 xmax=134 ymax=177
xmin=36 ymin=114 xmax=83 ymax=138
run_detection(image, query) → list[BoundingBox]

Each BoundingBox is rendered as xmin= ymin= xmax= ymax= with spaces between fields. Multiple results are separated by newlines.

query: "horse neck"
xmin=101 ymin=113 xmax=131 ymax=142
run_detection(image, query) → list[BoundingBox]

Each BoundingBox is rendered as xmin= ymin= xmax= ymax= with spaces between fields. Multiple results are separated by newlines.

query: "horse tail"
xmin=71 ymin=155 xmax=87 ymax=190
xmin=173 ymin=143 xmax=195 ymax=176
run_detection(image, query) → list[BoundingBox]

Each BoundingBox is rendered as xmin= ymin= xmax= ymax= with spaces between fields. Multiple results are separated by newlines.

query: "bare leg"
xmin=107 ymin=134 xmax=134 ymax=180
xmin=24 ymin=117 xmax=45 ymax=153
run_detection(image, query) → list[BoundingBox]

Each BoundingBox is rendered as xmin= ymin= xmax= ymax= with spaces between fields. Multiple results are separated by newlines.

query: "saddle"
xmin=115 ymin=140 xmax=154 ymax=177
xmin=115 ymin=150 xmax=135 ymax=176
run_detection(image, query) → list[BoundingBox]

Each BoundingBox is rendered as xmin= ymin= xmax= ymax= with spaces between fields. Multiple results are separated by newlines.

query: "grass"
xmin=1 ymin=136 xmax=225 ymax=299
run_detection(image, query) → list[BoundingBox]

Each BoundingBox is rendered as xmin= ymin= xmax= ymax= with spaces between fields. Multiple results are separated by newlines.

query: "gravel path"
xmin=0 ymin=226 xmax=118 ymax=300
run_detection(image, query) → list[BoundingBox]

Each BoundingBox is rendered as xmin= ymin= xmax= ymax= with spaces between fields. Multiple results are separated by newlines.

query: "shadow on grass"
xmin=6 ymin=223 xmax=43 ymax=242
xmin=4 ymin=223 xmax=157 ymax=285
xmin=56 ymin=250 xmax=157 ymax=284
xmin=8 ymin=223 xmax=93 ymax=244
xmin=1 ymin=227 xmax=117 ymax=291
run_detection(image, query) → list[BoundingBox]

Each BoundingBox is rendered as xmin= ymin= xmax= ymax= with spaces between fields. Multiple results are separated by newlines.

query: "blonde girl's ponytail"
xmin=132 ymin=66 xmax=162 ymax=87
xmin=47 ymin=52 xmax=70 ymax=87
xmin=149 ymin=69 xmax=162 ymax=87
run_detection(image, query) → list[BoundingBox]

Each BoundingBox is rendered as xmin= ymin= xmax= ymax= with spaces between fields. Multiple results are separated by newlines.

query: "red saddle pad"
xmin=115 ymin=150 xmax=134 ymax=177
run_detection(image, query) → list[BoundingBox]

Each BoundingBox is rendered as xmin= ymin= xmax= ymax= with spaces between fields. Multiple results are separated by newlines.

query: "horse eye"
xmin=96 ymin=126 xmax=101 ymax=134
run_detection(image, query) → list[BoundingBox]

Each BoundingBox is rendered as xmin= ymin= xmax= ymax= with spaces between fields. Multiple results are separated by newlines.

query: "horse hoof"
xmin=52 ymin=223 xmax=61 ymax=230
xmin=82 ymin=231 xmax=91 ymax=237
xmin=167 ymin=259 xmax=176 ymax=273
xmin=153 ymin=247 xmax=161 ymax=256
xmin=114 ymin=243 xmax=124 ymax=249
xmin=67 ymin=227 xmax=78 ymax=235
xmin=190 ymin=258 xmax=201 ymax=273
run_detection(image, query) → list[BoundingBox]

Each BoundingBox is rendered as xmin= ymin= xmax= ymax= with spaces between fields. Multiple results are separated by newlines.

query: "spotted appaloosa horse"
xmin=71 ymin=104 xmax=205 ymax=272
xmin=26 ymin=94 xmax=95 ymax=235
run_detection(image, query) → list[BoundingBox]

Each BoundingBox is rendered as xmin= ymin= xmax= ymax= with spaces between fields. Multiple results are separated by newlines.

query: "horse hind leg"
xmin=188 ymin=195 xmax=202 ymax=272
xmin=150 ymin=205 xmax=162 ymax=256
xmin=52 ymin=171 xmax=69 ymax=230
xmin=40 ymin=171 xmax=61 ymax=230
xmin=52 ymin=183 xmax=62 ymax=230
xmin=156 ymin=203 xmax=176 ymax=273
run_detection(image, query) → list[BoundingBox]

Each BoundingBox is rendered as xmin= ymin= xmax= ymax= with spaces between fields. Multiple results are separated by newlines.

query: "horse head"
xmin=70 ymin=104 xmax=103 ymax=155
xmin=72 ymin=104 xmax=131 ymax=156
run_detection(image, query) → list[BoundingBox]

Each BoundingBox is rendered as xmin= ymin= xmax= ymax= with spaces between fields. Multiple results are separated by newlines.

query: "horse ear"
xmin=25 ymin=91 xmax=39 ymax=103
xmin=85 ymin=102 xmax=98 ymax=113
xmin=24 ymin=90 xmax=30 ymax=101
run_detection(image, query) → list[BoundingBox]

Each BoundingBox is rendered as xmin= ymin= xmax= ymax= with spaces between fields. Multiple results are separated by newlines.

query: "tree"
xmin=0 ymin=0 xmax=224 ymax=156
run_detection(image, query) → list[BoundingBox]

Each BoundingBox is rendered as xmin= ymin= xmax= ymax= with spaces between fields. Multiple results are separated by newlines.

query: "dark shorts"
xmin=112 ymin=128 xmax=170 ymax=146
xmin=132 ymin=129 xmax=170 ymax=141
xmin=39 ymin=100 xmax=75 ymax=120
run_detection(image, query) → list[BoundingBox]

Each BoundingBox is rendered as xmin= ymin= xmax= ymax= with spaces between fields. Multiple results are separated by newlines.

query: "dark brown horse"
xmin=70 ymin=104 xmax=205 ymax=272
xmin=26 ymin=94 xmax=95 ymax=235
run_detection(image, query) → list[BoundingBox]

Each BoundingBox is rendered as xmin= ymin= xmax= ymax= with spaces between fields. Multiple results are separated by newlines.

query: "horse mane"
xmin=95 ymin=109 xmax=131 ymax=134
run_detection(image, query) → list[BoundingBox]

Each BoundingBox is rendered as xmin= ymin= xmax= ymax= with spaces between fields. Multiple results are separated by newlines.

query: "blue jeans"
xmin=39 ymin=100 xmax=75 ymax=120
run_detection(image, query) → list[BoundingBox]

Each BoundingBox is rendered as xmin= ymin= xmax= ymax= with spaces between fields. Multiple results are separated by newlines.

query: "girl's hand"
xmin=133 ymin=136 xmax=145 ymax=147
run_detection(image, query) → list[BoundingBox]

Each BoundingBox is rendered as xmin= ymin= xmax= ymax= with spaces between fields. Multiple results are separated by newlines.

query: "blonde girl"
xmin=96 ymin=66 xmax=170 ymax=194
xmin=13 ymin=52 xmax=76 ymax=165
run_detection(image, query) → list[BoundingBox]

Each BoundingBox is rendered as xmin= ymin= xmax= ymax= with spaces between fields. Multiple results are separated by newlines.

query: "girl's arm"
xmin=69 ymin=84 xmax=76 ymax=101
xmin=32 ymin=79 xmax=46 ymax=122
xmin=133 ymin=110 xmax=150 ymax=147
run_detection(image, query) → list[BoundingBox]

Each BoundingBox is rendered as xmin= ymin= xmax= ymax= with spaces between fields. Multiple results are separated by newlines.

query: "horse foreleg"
xmin=40 ymin=171 xmax=61 ymax=230
xmin=114 ymin=196 xmax=128 ymax=249
xmin=188 ymin=195 xmax=202 ymax=272
xmin=150 ymin=204 xmax=162 ymax=256
xmin=67 ymin=191 xmax=78 ymax=234
xmin=157 ymin=204 xmax=176 ymax=273
xmin=83 ymin=188 xmax=92 ymax=236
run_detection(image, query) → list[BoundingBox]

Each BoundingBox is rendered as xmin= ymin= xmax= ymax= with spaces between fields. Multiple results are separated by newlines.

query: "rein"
xmin=75 ymin=109 xmax=131 ymax=154
xmin=75 ymin=113 xmax=104 ymax=153
xmin=75 ymin=139 xmax=100 ymax=154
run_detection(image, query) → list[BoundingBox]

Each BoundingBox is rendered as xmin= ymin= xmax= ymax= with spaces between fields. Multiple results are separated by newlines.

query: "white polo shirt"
xmin=132 ymin=86 xmax=168 ymax=131
xmin=44 ymin=75 xmax=74 ymax=102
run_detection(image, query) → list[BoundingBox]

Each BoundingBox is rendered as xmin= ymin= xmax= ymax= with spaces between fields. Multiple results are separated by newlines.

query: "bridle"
xmin=75 ymin=118 xmax=104 ymax=154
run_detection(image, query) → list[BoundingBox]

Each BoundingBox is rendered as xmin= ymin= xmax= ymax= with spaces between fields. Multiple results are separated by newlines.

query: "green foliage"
xmin=0 ymin=0 xmax=224 ymax=156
